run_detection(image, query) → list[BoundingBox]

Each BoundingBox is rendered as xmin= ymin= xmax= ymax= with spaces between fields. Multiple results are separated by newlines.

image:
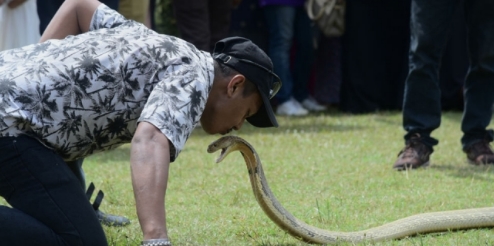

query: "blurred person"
xmin=172 ymin=0 xmax=233 ymax=52
xmin=0 ymin=0 xmax=40 ymax=51
xmin=0 ymin=0 xmax=281 ymax=245
xmin=393 ymin=0 xmax=494 ymax=170
xmin=260 ymin=0 xmax=326 ymax=116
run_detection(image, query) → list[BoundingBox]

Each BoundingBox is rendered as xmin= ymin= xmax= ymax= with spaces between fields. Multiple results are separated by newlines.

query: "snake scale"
xmin=207 ymin=136 xmax=494 ymax=244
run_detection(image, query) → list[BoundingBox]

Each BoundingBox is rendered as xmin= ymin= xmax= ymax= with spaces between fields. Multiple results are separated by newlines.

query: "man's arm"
xmin=131 ymin=122 xmax=170 ymax=240
xmin=40 ymin=0 xmax=102 ymax=42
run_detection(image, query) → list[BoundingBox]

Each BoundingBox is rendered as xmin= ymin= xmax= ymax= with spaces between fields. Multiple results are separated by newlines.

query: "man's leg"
xmin=0 ymin=136 xmax=107 ymax=246
xmin=67 ymin=159 xmax=130 ymax=226
xmin=394 ymin=0 xmax=457 ymax=170
xmin=460 ymin=0 xmax=494 ymax=163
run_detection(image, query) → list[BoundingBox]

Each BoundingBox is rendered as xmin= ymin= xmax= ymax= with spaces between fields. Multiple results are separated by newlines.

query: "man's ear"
xmin=226 ymin=74 xmax=246 ymax=97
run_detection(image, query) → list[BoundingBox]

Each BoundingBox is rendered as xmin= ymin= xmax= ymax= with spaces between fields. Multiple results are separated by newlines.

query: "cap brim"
xmin=246 ymin=91 xmax=278 ymax=128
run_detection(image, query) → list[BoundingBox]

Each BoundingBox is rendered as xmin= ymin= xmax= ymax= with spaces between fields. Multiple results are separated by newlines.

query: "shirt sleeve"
xmin=137 ymin=64 xmax=209 ymax=162
xmin=89 ymin=4 xmax=130 ymax=31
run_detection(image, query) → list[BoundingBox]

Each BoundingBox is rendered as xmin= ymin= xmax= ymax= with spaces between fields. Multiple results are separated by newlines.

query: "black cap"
xmin=212 ymin=37 xmax=281 ymax=128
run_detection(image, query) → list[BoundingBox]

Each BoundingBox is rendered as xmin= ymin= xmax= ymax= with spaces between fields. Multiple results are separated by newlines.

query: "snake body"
xmin=207 ymin=136 xmax=494 ymax=244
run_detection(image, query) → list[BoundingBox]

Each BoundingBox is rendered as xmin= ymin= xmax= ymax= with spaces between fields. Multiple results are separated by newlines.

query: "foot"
xmin=301 ymin=96 xmax=326 ymax=112
xmin=96 ymin=210 xmax=130 ymax=227
xmin=464 ymin=140 xmax=494 ymax=165
xmin=276 ymin=98 xmax=309 ymax=116
xmin=393 ymin=134 xmax=432 ymax=171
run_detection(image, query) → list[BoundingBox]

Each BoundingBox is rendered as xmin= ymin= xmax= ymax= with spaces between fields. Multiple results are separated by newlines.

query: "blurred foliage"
xmin=154 ymin=0 xmax=179 ymax=36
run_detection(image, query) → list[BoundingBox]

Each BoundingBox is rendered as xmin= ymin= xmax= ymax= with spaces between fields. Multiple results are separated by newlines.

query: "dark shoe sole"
xmin=393 ymin=161 xmax=430 ymax=171
xmin=467 ymin=159 xmax=494 ymax=165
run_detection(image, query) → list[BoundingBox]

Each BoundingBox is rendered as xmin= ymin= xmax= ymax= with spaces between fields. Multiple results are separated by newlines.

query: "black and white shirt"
xmin=0 ymin=4 xmax=214 ymax=161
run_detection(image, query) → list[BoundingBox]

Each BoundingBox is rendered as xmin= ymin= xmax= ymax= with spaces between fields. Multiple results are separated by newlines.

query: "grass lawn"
xmin=2 ymin=111 xmax=494 ymax=245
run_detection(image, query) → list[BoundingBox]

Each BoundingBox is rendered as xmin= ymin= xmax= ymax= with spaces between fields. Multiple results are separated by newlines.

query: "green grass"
xmin=3 ymin=111 xmax=494 ymax=245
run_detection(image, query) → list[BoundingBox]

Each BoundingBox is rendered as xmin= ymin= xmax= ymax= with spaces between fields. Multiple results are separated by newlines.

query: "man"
xmin=393 ymin=0 xmax=494 ymax=170
xmin=37 ymin=0 xmax=129 ymax=227
xmin=0 ymin=0 xmax=281 ymax=245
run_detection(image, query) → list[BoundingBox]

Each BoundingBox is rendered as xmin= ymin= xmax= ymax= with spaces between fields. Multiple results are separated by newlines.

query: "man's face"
xmin=200 ymin=77 xmax=263 ymax=135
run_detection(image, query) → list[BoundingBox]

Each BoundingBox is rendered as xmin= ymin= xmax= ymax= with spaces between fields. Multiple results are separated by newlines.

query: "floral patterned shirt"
xmin=0 ymin=4 xmax=214 ymax=162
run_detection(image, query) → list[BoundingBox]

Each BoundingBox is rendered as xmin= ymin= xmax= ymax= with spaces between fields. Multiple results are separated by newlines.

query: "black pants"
xmin=172 ymin=0 xmax=232 ymax=52
xmin=403 ymin=0 xmax=494 ymax=149
xmin=340 ymin=0 xmax=411 ymax=113
xmin=37 ymin=0 xmax=119 ymax=35
xmin=0 ymin=136 xmax=107 ymax=246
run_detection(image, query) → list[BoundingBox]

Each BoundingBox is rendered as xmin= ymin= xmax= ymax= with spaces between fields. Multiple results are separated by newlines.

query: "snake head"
xmin=207 ymin=136 xmax=239 ymax=163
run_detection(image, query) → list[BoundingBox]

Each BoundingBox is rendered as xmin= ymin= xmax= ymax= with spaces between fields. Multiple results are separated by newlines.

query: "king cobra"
xmin=207 ymin=136 xmax=494 ymax=244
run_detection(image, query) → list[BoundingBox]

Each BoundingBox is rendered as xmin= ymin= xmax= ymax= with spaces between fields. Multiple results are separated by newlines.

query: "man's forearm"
xmin=131 ymin=123 xmax=171 ymax=240
xmin=40 ymin=0 xmax=102 ymax=42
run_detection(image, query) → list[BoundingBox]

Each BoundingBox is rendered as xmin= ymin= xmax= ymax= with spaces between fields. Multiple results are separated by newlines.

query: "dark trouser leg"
xmin=263 ymin=5 xmax=296 ymax=104
xmin=402 ymin=0 xmax=458 ymax=148
xmin=37 ymin=0 xmax=64 ymax=35
xmin=100 ymin=0 xmax=119 ymax=11
xmin=460 ymin=0 xmax=494 ymax=149
xmin=172 ymin=0 xmax=210 ymax=51
xmin=292 ymin=7 xmax=315 ymax=102
xmin=0 ymin=136 xmax=107 ymax=246
xmin=208 ymin=0 xmax=232 ymax=52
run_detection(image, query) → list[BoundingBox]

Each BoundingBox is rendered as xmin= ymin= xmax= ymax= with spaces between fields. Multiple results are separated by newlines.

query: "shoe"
xmin=464 ymin=140 xmax=494 ymax=165
xmin=393 ymin=134 xmax=432 ymax=171
xmin=301 ymin=96 xmax=327 ymax=112
xmin=96 ymin=210 xmax=131 ymax=227
xmin=276 ymin=98 xmax=309 ymax=116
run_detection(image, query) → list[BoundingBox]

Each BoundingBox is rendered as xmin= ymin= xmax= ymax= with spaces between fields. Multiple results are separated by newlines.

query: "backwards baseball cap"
xmin=212 ymin=37 xmax=281 ymax=128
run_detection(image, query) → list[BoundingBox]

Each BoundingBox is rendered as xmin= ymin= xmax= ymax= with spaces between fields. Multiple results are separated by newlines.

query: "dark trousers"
xmin=37 ymin=0 xmax=120 ymax=35
xmin=0 ymin=136 xmax=107 ymax=246
xmin=172 ymin=0 xmax=232 ymax=52
xmin=403 ymin=0 xmax=494 ymax=149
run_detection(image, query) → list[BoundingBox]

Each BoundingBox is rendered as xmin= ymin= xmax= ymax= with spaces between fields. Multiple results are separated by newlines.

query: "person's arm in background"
xmin=131 ymin=122 xmax=170 ymax=240
xmin=40 ymin=0 xmax=101 ymax=42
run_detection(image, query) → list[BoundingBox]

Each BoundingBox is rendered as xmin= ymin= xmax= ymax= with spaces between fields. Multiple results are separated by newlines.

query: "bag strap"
xmin=306 ymin=0 xmax=338 ymax=21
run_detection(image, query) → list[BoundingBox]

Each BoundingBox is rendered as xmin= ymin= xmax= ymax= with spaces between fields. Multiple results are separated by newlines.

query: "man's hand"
xmin=131 ymin=122 xmax=171 ymax=240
